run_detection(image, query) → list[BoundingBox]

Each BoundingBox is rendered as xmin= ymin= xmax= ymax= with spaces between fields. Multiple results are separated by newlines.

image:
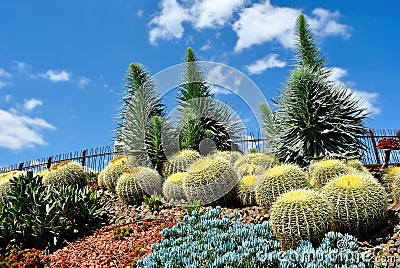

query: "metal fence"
xmin=1 ymin=129 xmax=399 ymax=174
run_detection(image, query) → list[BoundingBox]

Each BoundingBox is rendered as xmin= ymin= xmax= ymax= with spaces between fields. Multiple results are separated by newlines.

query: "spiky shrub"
xmin=0 ymin=171 xmax=24 ymax=203
xmin=262 ymin=14 xmax=366 ymax=167
xmin=322 ymin=172 xmax=387 ymax=239
xmin=308 ymin=159 xmax=351 ymax=188
xmin=270 ymin=189 xmax=333 ymax=250
xmin=391 ymin=173 xmax=400 ymax=204
xmin=183 ymin=156 xmax=238 ymax=205
xmin=381 ymin=166 xmax=400 ymax=185
xmin=234 ymin=153 xmax=278 ymax=170
xmin=237 ymin=164 xmax=266 ymax=178
xmin=116 ymin=167 xmax=163 ymax=205
xmin=98 ymin=156 xmax=128 ymax=193
xmin=162 ymin=149 xmax=201 ymax=178
xmin=236 ymin=175 xmax=260 ymax=206
xmin=162 ymin=172 xmax=187 ymax=202
xmin=42 ymin=161 xmax=86 ymax=187
xmin=177 ymin=48 xmax=243 ymax=152
xmin=255 ymin=164 xmax=308 ymax=212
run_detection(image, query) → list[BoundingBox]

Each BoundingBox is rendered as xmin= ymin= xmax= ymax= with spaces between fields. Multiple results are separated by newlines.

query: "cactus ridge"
xmin=162 ymin=150 xmax=201 ymax=178
xmin=42 ymin=160 xmax=86 ymax=187
xmin=308 ymin=159 xmax=351 ymax=188
xmin=255 ymin=164 xmax=308 ymax=212
xmin=270 ymin=189 xmax=334 ymax=250
xmin=322 ymin=173 xmax=387 ymax=239
xmin=98 ymin=156 xmax=129 ymax=193
xmin=234 ymin=153 xmax=278 ymax=170
xmin=163 ymin=172 xmax=187 ymax=201
xmin=236 ymin=175 xmax=260 ymax=206
xmin=183 ymin=157 xmax=238 ymax=205
xmin=392 ymin=173 xmax=400 ymax=204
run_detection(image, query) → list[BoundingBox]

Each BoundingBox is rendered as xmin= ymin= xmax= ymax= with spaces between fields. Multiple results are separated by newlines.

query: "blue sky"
xmin=0 ymin=0 xmax=399 ymax=167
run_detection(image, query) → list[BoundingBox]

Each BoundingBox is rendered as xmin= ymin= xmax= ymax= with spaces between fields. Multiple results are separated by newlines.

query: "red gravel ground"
xmin=45 ymin=219 xmax=178 ymax=268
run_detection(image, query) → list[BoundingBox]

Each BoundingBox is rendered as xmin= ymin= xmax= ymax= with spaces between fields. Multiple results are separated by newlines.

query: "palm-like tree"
xmin=262 ymin=14 xmax=367 ymax=167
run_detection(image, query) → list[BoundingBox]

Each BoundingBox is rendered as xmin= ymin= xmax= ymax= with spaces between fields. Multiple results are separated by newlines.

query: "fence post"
xmin=47 ymin=157 xmax=52 ymax=169
xmin=81 ymin=149 xmax=88 ymax=167
xmin=369 ymin=129 xmax=381 ymax=165
xmin=18 ymin=162 xmax=24 ymax=171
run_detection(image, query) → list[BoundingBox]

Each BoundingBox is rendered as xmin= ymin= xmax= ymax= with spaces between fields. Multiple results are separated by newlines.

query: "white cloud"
xmin=149 ymin=0 xmax=190 ymax=45
xmin=330 ymin=67 xmax=380 ymax=116
xmin=191 ymin=0 xmax=245 ymax=29
xmin=24 ymin=98 xmax=43 ymax=111
xmin=77 ymin=77 xmax=91 ymax=89
xmin=12 ymin=60 xmax=29 ymax=72
xmin=136 ymin=9 xmax=144 ymax=17
xmin=4 ymin=94 xmax=12 ymax=102
xmin=200 ymin=39 xmax=213 ymax=51
xmin=0 ymin=68 xmax=12 ymax=78
xmin=40 ymin=70 xmax=71 ymax=82
xmin=233 ymin=0 xmax=300 ymax=51
xmin=206 ymin=65 xmax=242 ymax=93
xmin=308 ymin=8 xmax=351 ymax=39
xmin=0 ymin=109 xmax=55 ymax=150
xmin=0 ymin=81 xmax=9 ymax=89
xmin=246 ymin=54 xmax=286 ymax=75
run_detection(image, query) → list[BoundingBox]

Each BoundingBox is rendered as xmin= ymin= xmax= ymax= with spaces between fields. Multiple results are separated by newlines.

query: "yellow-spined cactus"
xmin=236 ymin=175 xmax=260 ymax=206
xmin=183 ymin=156 xmax=238 ymax=205
xmin=0 ymin=171 xmax=24 ymax=203
xmin=116 ymin=167 xmax=163 ymax=205
xmin=99 ymin=156 xmax=128 ymax=193
xmin=162 ymin=150 xmax=201 ymax=178
xmin=255 ymin=164 xmax=308 ymax=212
xmin=270 ymin=189 xmax=334 ymax=250
xmin=162 ymin=172 xmax=187 ymax=201
xmin=345 ymin=159 xmax=369 ymax=173
xmin=392 ymin=173 xmax=400 ymax=204
xmin=382 ymin=166 xmax=400 ymax=185
xmin=234 ymin=153 xmax=279 ymax=170
xmin=211 ymin=150 xmax=242 ymax=165
xmin=42 ymin=161 xmax=86 ymax=187
xmin=236 ymin=164 xmax=266 ymax=178
xmin=322 ymin=172 xmax=387 ymax=239
xmin=308 ymin=159 xmax=351 ymax=188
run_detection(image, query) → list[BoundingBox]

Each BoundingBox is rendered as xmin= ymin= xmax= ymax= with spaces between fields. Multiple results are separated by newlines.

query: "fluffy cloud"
xmin=149 ymin=0 xmax=245 ymax=44
xmin=24 ymin=98 xmax=43 ymax=111
xmin=246 ymin=54 xmax=286 ymax=75
xmin=77 ymin=77 xmax=91 ymax=89
xmin=0 ymin=68 xmax=12 ymax=78
xmin=39 ymin=70 xmax=71 ymax=82
xmin=0 ymin=109 xmax=55 ymax=150
xmin=233 ymin=1 xmax=351 ymax=52
xmin=330 ymin=67 xmax=380 ymax=116
xmin=206 ymin=65 xmax=242 ymax=93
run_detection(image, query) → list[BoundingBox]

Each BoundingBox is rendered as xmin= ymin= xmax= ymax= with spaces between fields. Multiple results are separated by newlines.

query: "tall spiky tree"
xmin=116 ymin=63 xmax=169 ymax=173
xmin=177 ymin=48 xmax=243 ymax=152
xmin=262 ymin=14 xmax=367 ymax=167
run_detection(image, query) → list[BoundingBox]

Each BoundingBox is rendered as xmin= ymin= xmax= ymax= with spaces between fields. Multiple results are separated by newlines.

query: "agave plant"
xmin=262 ymin=14 xmax=367 ymax=167
xmin=115 ymin=63 xmax=171 ymax=172
xmin=177 ymin=48 xmax=243 ymax=152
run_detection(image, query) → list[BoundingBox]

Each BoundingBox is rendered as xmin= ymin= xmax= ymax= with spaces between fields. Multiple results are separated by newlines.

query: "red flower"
xmin=377 ymin=137 xmax=400 ymax=150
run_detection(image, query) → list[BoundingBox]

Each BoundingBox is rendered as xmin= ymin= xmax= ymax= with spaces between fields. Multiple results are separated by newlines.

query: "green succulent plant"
xmin=162 ymin=172 xmax=187 ymax=202
xmin=234 ymin=153 xmax=279 ymax=170
xmin=98 ymin=156 xmax=130 ymax=193
xmin=42 ymin=161 xmax=86 ymax=187
xmin=270 ymin=189 xmax=334 ymax=250
xmin=322 ymin=172 xmax=387 ymax=239
xmin=236 ymin=163 xmax=266 ymax=178
xmin=308 ymin=159 xmax=352 ymax=188
xmin=255 ymin=164 xmax=309 ymax=212
xmin=236 ymin=175 xmax=260 ymax=206
xmin=162 ymin=149 xmax=201 ymax=178
xmin=183 ymin=156 xmax=238 ymax=205
xmin=0 ymin=171 xmax=24 ymax=203
xmin=116 ymin=167 xmax=163 ymax=205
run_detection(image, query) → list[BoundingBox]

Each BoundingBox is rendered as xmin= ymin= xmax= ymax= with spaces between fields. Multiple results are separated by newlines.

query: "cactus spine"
xmin=162 ymin=150 xmax=201 ymax=178
xmin=42 ymin=160 xmax=86 ymax=187
xmin=99 ymin=156 xmax=128 ymax=193
xmin=322 ymin=172 xmax=387 ymax=239
xmin=308 ymin=159 xmax=351 ymax=188
xmin=183 ymin=156 xmax=238 ymax=205
xmin=269 ymin=189 xmax=334 ymax=250
xmin=162 ymin=172 xmax=187 ymax=201
xmin=236 ymin=175 xmax=260 ymax=206
xmin=392 ymin=173 xmax=400 ymax=204
xmin=234 ymin=153 xmax=279 ymax=170
xmin=255 ymin=164 xmax=308 ymax=212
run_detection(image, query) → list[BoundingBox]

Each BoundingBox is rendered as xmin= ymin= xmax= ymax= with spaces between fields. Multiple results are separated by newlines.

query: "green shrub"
xmin=308 ymin=159 xmax=351 ymax=188
xmin=0 ymin=171 xmax=24 ymax=203
xmin=162 ymin=172 xmax=187 ymax=202
xmin=0 ymin=171 xmax=101 ymax=252
xmin=144 ymin=193 xmax=164 ymax=212
xmin=183 ymin=156 xmax=238 ymax=205
xmin=42 ymin=160 xmax=86 ymax=187
xmin=162 ymin=150 xmax=201 ymax=178
xmin=255 ymin=164 xmax=308 ymax=212
xmin=269 ymin=189 xmax=334 ymax=250
xmin=322 ymin=172 xmax=387 ymax=239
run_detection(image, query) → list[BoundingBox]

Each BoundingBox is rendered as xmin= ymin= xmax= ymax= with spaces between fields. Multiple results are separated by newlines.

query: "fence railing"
xmin=1 ymin=129 xmax=399 ymax=174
